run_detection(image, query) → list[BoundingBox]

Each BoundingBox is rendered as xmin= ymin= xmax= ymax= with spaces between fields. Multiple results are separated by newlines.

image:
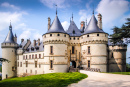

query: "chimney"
xmin=14 ymin=34 xmax=17 ymax=43
xmin=37 ymin=38 xmax=40 ymax=46
xmin=21 ymin=39 xmax=24 ymax=43
xmin=48 ymin=17 xmax=51 ymax=30
xmin=80 ymin=21 xmax=85 ymax=30
xmin=98 ymin=13 xmax=102 ymax=29
xmin=33 ymin=40 xmax=36 ymax=47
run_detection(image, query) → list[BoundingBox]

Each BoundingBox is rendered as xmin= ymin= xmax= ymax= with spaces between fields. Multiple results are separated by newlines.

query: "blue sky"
xmin=0 ymin=0 xmax=130 ymax=62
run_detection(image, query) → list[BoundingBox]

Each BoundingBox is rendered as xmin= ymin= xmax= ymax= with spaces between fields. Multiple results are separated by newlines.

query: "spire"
xmin=72 ymin=13 xmax=73 ymax=21
xmin=3 ymin=23 xmax=15 ymax=43
xmin=70 ymin=17 xmax=71 ymax=23
xmin=9 ymin=20 xmax=12 ymax=30
xmin=92 ymin=4 xmax=94 ymax=14
xmin=55 ymin=5 xmax=57 ymax=16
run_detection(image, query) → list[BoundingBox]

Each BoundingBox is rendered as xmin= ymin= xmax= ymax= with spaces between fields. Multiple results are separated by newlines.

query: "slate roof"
xmin=46 ymin=15 xmax=66 ymax=34
xmin=83 ymin=14 xmax=105 ymax=34
xmin=3 ymin=25 xmax=15 ymax=43
xmin=66 ymin=21 xmax=81 ymax=36
xmin=18 ymin=40 xmax=44 ymax=53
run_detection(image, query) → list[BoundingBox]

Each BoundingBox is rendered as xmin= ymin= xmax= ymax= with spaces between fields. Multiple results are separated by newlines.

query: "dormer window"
xmin=31 ymin=47 xmax=34 ymax=51
xmin=73 ymin=30 xmax=75 ymax=34
xmin=50 ymin=34 xmax=52 ymax=37
xmin=35 ymin=46 xmax=39 ymax=50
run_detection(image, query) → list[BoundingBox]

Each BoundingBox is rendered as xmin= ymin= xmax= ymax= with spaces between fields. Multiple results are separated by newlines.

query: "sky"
xmin=0 ymin=0 xmax=130 ymax=63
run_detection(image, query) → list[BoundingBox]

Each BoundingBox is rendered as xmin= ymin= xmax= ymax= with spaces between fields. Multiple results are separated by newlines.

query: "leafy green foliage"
xmin=110 ymin=18 xmax=130 ymax=45
xmin=0 ymin=72 xmax=87 ymax=87
xmin=109 ymin=72 xmax=130 ymax=75
xmin=0 ymin=58 xmax=10 ymax=64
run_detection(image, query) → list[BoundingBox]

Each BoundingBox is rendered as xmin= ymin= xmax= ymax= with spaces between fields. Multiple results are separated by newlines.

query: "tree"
xmin=110 ymin=18 xmax=130 ymax=45
xmin=0 ymin=58 xmax=10 ymax=64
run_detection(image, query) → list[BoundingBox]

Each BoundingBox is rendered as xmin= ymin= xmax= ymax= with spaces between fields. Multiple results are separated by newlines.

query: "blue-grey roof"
xmin=3 ymin=25 xmax=15 ymax=43
xmin=46 ymin=16 xmax=66 ymax=34
xmin=66 ymin=21 xmax=81 ymax=36
xmin=83 ymin=14 xmax=104 ymax=34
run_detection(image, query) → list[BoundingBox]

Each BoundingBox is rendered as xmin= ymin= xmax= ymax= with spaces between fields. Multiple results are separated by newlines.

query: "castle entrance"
xmin=71 ymin=61 xmax=76 ymax=68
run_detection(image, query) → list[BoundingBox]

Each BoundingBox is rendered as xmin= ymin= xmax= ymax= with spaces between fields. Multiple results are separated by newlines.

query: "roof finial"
xmin=9 ymin=20 xmax=12 ymax=30
xmin=93 ymin=4 xmax=94 ymax=14
xmin=70 ymin=17 xmax=71 ymax=23
xmin=55 ymin=4 xmax=57 ymax=16
xmin=72 ymin=13 xmax=73 ymax=21
xmin=10 ymin=20 xmax=11 ymax=26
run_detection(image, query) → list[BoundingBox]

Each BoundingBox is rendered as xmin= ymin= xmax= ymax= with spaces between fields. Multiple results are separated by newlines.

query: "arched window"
xmin=111 ymin=52 xmax=114 ymax=58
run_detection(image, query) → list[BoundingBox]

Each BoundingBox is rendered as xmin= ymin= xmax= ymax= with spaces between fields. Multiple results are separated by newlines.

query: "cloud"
xmin=33 ymin=32 xmax=42 ymax=40
xmin=0 ymin=12 xmax=23 ymax=31
xmin=19 ymin=30 xmax=31 ymax=40
xmin=40 ymin=0 xmax=68 ymax=8
xmin=1 ymin=2 xmax=20 ymax=10
xmin=61 ymin=21 xmax=69 ymax=31
xmin=14 ymin=23 xmax=27 ymax=30
xmin=79 ymin=10 xmax=91 ymax=23
xmin=96 ymin=0 xmax=130 ymax=27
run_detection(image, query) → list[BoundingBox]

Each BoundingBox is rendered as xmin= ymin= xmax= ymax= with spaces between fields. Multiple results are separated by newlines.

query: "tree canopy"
xmin=0 ymin=58 xmax=10 ymax=64
xmin=110 ymin=18 xmax=130 ymax=45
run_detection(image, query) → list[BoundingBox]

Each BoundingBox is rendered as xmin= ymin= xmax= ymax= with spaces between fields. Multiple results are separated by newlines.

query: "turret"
xmin=1 ymin=23 xmax=18 ymax=79
xmin=97 ymin=13 xmax=102 ymax=29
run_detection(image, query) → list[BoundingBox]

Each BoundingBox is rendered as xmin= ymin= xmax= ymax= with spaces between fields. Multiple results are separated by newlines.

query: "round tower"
xmin=1 ymin=23 xmax=18 ymax=79
xmin=108 ymin=45 xmax=127 ymax=72
xmin=42 ymin=14 xmax=69 ymax=73
xmin=80 ymin=14 xmax=108 ymax=72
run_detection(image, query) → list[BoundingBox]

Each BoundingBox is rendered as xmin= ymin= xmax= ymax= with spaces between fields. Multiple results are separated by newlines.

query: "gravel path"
xmin=68 ymin=70 xmax=130 ymax=87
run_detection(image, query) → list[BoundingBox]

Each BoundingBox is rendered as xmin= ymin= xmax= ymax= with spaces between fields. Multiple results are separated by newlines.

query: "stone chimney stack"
xmin=21 ymin=39 xmax=24 ymax=43
xmin=33 ymin=40 xmax=36 ymax=47
xmin=48 ymin=17 xmax=51 ymax=30
xmin=37 ymin=38 xmax=40 ymax=46
xmin=80 ymin=21 xmax=85 ymax=30
xmin=14 ymin=34 xmax=17 ymax=43
xmin=98 ymin=13 xmax=102 ymax=29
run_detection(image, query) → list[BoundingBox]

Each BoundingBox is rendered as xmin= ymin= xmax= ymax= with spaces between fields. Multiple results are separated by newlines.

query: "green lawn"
xmin=0 ymin=72 xmax=87 ymax=87
xmin=102 ymin=72 xmax=130 ymax=75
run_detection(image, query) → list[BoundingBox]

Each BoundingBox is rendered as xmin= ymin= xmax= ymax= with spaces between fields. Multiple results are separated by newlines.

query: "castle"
xmin=1 ymin=11 xmax=127 ymax=80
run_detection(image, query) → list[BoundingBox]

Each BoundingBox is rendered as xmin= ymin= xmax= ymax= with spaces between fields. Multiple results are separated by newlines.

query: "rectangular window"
xmin=43 ymin=53 xmax=44 ymax=58
xmin=32 ymin=54 xmax=34 ymax=59
xmin=39 ymin=64 xmax=41 ymax=68
xmin=39 ymin=54 xmax=41 ymax=58
xmin=88 ymin=46 xmax=90 ymax=54
xmin=35 ymin=54 xmax=37 ymax=59
xmin=20 ymin=62 xmax=22 ymax=67
xmin=29 ymin=55 xmax=31 ymax=59
xmin=30 ymin=70 xmax=32 ymax=73
xmin=50 ymin=46 xmax=53 ymax=54
xmin=88 ymin=60 xmax=90 ymax=68
xmin=35 ymin=61 xmax=37 ymax=68
xmin=26 ymin=61 xmax=28 ymax=67
xmin=26 ymin=55 xmax=27 ymax=59
xmin=72 ymin=46 xmax=74 ymax=54
xmin=17 ymin=56 xmax=19 ymax=60
xmin=50 ymin=60 xmax=53 ymax=69
xmin=17 ymin=62 xmax=19 ymax=67
xmin=23 ymin=55 xmax=25 ymax=60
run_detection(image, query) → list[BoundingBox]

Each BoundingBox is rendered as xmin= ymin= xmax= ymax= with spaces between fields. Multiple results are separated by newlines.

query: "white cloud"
xmin=40 ymin=0 xmax=68 ymax=8
xmin=1 ymin=2 xmax=20 ymax=10
xmin=79 ymin=10 xmax=91 ymax=23
xmin=14 ymin=23 xmax=27 ymax=30
xmin=19 ymin=30 xmax=31 ymax=40
xmin=0 ymin=12 xmax=23 ymax=31
xmin=96 ymin=0 xmax=130 ymax=26
xmin=61 ymin=21 xmax=69 ymax=31
xmin=33 ymin=32 xmax=42 ymax=40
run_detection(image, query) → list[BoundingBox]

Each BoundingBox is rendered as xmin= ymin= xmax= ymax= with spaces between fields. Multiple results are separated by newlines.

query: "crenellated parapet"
xmin=80 ymin=33 xmax=108 ymax=44
xmin=1 ymin=43 xmax=18 ymax=48
xmin=43 ymin=33 xmax=69 ymax=44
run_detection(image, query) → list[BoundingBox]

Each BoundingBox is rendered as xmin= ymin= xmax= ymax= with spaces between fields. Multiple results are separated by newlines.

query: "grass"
xmin=102 ymin=72 xmax=130 ymax=75
xmin=0 ymin=72 xmax=87 ymax=87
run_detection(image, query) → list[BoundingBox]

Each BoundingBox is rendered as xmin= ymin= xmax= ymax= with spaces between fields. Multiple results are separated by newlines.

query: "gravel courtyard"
xmin=68 ymin=70 xmax=130 ymax=87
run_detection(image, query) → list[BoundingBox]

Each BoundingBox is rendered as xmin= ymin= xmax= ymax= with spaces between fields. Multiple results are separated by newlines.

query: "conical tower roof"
xmin=67 ymin=21 xmax=81 ymax=36
xmin=46 ymin=16 xmax=66 ymax=34
xmin=3 ymin=24 xmax=15 ymax=43
xmin=83 ymin=14 xmax=104 ymax=34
